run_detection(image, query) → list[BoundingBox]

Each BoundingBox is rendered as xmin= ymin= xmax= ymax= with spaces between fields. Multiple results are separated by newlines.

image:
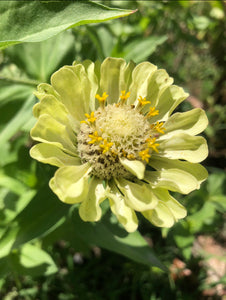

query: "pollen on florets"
xmin=77 ymin=92 xmax=165 ymax=179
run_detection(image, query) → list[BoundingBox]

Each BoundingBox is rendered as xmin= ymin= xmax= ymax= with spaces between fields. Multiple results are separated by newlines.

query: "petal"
xmin=106 ymin=183 xmax=138 ymax=232
xmin=150 ymin=85 xmax=189 ymax=123
xmin=142 ymin=202 xmax=175 ymax=228
xmin=33 ymin=94 xmax=79 ymax=133
xmin=158 ymin=133 xmax=208 ymax=163
xmin=30 ymin=143 xmax=80 ymax=167
xmin=99 ymin=57 xmax=127 ymax=104
xmin=153 ymin=188 xmax=187 ymax=220
xmin=127 ymin=62 xmax=158 ymax=105
xmin=33 ymin=95 xmax=68 ymax=122
xmin=141 ymin=69 xmax=174 ymax=112
xmin=49 ymin=163 xmax=91 ymax=204
xmin=34 ymin=83 xmax=60 ymax=101
xmin=149 ymin=156 xmax=208 ymax=186
xmin=164 ymin=108 xmax=208 ymax=136
xmin=116 ymin=178 xmax=158 ymax=211
xmin=145 ymin=168 xmax=202 ymax=194
xmin=74 ymin=60 xmax=101 ymax=111
xmin=30 ymin=114 xmax=76 ymax=155
xmin=119 ymin=158 xmax=145 ymax=179
xmin=121 ymin=60 xmax=136 ymax=93
xmin=79 ymin=178 xmax=106 ymax=222
xmin=51 ymin=65 xmax=90 ymax=122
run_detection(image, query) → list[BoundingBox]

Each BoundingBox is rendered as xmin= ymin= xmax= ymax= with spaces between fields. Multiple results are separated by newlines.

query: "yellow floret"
xmin=139 ymin=148 xmax=151 ymax=163
xmin=100 ymin=139 xmax=114 ymax=154
xmin=151 ymin=121 xmax=165 ymax=134
xmin=120 ymin=90 xmax=130 ymax=103
xmin=88 ymin=131 xmax=103 ymax=144
xmin=146 ymin=137 xmax=160 ymax=153
xmin=147 ymin=107 xmax=159 ymax=118
xmin=137 ymin=95 xmax=151 ymax=106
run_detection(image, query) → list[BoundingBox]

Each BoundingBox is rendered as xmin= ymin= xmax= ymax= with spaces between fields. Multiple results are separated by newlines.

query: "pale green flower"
xmin=30 ymin=57 xmax=208 ymax=232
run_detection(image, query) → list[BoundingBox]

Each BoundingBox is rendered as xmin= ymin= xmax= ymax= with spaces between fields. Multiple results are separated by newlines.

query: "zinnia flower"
xmin=30 ymin=57 xmax=208 ymax=232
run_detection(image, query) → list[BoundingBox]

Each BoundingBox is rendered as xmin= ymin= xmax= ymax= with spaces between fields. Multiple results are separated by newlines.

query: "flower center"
xmin=77 ymin=92 xmax=165 ymax=180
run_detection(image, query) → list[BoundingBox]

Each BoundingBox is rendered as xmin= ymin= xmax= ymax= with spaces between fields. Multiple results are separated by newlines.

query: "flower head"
xmin=30 ymin=57 xmax=208 ymax=232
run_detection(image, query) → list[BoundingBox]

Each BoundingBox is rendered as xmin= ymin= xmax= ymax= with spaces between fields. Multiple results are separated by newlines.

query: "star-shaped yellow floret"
xmin=120 ymin=90 xmax=130 ymax=103
xmin=88 ymin=131 xmax=103 ymax=144
xmin=139 ymin=148 xmax=151 ymax=163
xmin=96 ymin=92 xmax=108 ymax=103
xmin=137 ymin=96 xmax=151 ymax=106
xmin=81 ymin=112 xmax=96 ymax=124
xmin=147 ymin=107 xmax=159 ymax=118
xmin=151 ymin=121 xmax=165 ymax=134
xmin=100 ymin=139 xmax=114 ymax=154
xmin=146 ymin=137 xmax=160 ymax=153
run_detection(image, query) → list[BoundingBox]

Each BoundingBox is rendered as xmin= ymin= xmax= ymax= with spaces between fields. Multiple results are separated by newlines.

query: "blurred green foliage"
xmin=0 ymin=0 xmax=225 ymax=299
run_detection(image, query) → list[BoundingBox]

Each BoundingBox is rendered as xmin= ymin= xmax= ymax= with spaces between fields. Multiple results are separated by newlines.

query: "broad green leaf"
xmin=207 ymin=172 xmax=226 ymax=196
xmin=0 ymin=243 xmax=57 ymax=277
xmin=0 ymin=189 xmax=36 ymax=226
xmin=0 ymin=173 xmax=27 ymax=195
xmin=0 ymin=1 xmax=134 ymax=49
xmin=4 ymin=31 xmax=76 ymax=82
xmin=0 ymin=95 xmax=35 ymax=151
xmin=124 ymin=36 xmax=167 ymax=62
xmin=71 ymin=209 xmax=167 ymax=271
xmin=0 ymin=185 xmax=69 ymax=258
xmin=0 ymin=82 xmax=34 ymax=107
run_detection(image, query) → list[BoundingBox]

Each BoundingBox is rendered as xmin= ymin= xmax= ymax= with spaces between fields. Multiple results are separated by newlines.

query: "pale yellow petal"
xmin=164 ymin=108 xmax=208 ymax=136
xmin=150 ymin=85 xmax=189 ymax=123
xmin=153 ymin=188 xmax=187 ymax=220
xmin=158 ymin=133 xmax=208 ymax=163
xmin=49 ymin=163 xmax=91 ymax=204
xmin=51 ymin=66 xmax=90 ymax=122
xmin=30 ymin=114 xmax=76 ymax=155
xmin=79 ymin=178 xmax=106 ymax=222
xmin=106 ymin=183 xmax=138 ymax=232
xmin=142 ymin=202 xmax=175 ymax=228
xmin=127 ymin=62 xmax=158 ymax=105
xmin=116 ymin=178 xmax=158 ymax=211
xmin=119 ymin=158 xmax=145 ymax=179
xmin=149 ymin=156 xmax=208 ymax=186
xmin=145 ymin=169 xmax=201 ymax=194
xmin=99 ymin=57 xmax=127 ymax=104
xmin=30 ymin=143 xmax=80 ymax=167
xmin=34 ymin=83 xmax=60 ymax=101
xmin=140 ymin=69 xmax=174 ymax=113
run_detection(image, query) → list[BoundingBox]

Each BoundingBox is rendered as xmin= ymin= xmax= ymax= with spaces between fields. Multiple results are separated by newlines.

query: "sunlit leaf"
xmin=0 ymin=1 xmax=134 ymax=49
xmin=0 ymin=243 xmax=57 ymax=277
xmin=71 ymin=209 xmax=167 ymax=271
xmin=124 ymin=36 xmax=167 ymax=62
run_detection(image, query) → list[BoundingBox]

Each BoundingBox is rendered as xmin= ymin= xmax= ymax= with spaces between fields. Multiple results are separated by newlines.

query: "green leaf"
xmin=4 ymin=31 xmax=76 ymax=82
xmin=0 ymin=82 xmax=34 ymax=107
xmin=0 ymin=243 xmax=57 ymax=277
xmin=0 ymin=95 xmax=35 ymax=152
xmin=0 ymin=173 xmax=28 ymax=195
xmin=0 ymin=189 xmax=36 ymax=226
xmin=0 ymin=1 xmax=134 ymax=49
xmin=71 ymin=209 xmax=167 ymax=271
xmin=124 ymin=35 xmax=167 ymax=63
xmin=0 ymin=184 xmax=69 ymax=258
xmin=207 ymin=172 xmax=226 ymax=196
